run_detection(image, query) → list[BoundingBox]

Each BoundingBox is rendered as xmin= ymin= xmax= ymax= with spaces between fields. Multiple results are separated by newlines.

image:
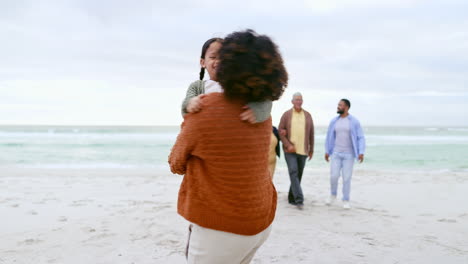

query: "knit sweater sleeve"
xmin=308 ymin=113 xmax=315 ymax=154
xmin=181 ymin=80 xmax=204 ymax=116
xmin=278 ymin=111 xmax=292 ymax=148
xmin=168 ymin=117 xmax=198 ymax=175
xmin=246 ymin=100 xmax=272 ymax=123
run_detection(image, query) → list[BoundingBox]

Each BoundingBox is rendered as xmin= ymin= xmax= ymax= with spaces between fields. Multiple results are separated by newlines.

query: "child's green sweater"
xmin=181 ymin=80 xmax=272 ymax=122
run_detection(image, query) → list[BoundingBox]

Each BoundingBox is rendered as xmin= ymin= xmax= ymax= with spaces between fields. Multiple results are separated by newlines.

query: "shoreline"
xmin=2 ymin=165 xmax=468 ymax=175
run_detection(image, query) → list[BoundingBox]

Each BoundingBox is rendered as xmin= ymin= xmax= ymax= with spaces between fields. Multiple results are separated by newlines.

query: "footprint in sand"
xmin=81 ymin=227 xmax=97 ymax=233
xmin=70 ymin=199 xmax=93 ymax=207
xmin=437 ymin=218 xmax=457 ymax=223
xmin=268 ymin=256 xmax=280 ymax=263
xmin=355 ymin=233 xmax=378 ymax=246
xmin=18 ymin=238 xmax=43 ymax=246
xmin=361 ymin=237 xmax=377 ymax=246
xmin=419 ymin=213 xmax=434 ymax=217
xmin=353 ymin=252 xmax=366 ymax=257
xmin=458 ymin=213 xmax=468 ymax=218
xmin=156 ymin=239 xmax=182 ymax=247
xmin=40 ymin=198 xmax=59 ymax=204
xmin=424 ymin=235 xmax=437 ymax=241
xmin=355 ymin=232 xmax=370 ymax=236
xmin=84 ymin=232 xmax=116 ymax=242
xmin=153 ymin=204 xmax=172 ymax=210
xmin=131 ymin=234 xmax=150 ymax=242
xmin=424 ymin=235 xmax=468 ymax=254
xmin=382 ymin=214 xmax=400 ymax=219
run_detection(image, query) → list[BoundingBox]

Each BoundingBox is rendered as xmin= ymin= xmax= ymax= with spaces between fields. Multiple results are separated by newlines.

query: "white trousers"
xmin=186 ymin=223 xmax=272 ymax=264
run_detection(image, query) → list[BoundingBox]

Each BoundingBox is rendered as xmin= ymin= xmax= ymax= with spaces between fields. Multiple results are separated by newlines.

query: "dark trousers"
xmin=285 ymin=152 xmax=307 ymax=204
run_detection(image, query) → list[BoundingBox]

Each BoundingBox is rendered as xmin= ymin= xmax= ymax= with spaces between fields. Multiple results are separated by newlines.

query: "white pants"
xmin=186 ymin=223 xmax=272 ymax=264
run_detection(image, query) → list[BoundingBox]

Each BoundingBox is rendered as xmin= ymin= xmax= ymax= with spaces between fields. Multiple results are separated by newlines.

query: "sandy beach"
xmin=1 ymin=167 xmax=467 ymax=264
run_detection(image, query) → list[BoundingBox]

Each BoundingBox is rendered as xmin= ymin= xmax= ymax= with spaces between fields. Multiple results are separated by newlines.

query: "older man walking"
xmin=279 ymin=92 xmax=315 ymax=209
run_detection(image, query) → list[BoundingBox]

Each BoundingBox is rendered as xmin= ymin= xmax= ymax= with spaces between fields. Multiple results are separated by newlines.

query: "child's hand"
xmin=187 ymin=94 xmax=206 ymax=113
xmin=240 ymin=106 xmax=256 ymax=124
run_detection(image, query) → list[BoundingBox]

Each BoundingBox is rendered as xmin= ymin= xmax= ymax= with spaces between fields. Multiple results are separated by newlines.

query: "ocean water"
xmin=0 ymin=125 xmax=467 ymax=172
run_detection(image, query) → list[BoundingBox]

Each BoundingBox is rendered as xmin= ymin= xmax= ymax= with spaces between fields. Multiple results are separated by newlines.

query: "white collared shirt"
xmin=204 ymin=80 xmax=224 ymax=94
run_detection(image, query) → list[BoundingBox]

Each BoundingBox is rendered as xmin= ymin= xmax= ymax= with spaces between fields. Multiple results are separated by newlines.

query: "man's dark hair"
xmin=216 ymin=29 xmax=288 ymax=102
xmin=341 ymin=99 xmax=351 ymax=109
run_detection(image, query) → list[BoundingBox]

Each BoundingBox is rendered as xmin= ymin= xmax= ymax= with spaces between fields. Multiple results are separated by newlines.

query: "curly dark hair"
xmin=216 ymin=29 xmax=288 ymax=102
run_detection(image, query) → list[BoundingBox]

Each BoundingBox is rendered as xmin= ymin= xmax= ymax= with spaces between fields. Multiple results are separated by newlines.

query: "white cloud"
xmin=303 ymin=0 xmax=422 ymax=13
xmin=0 ymin=0 xmax=467 ymax=126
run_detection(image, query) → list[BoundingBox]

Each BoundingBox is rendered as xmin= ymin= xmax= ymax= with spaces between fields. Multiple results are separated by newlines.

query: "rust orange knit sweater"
xmin=169 ymin=93 xmax=277 ymax=236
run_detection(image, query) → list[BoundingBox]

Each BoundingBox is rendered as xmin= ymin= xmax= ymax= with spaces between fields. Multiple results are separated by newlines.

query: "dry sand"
xmin=1 ymin=167 xmax=467 ymax=264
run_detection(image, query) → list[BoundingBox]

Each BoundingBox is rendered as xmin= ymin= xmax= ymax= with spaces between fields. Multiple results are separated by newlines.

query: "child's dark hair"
xmin=199 ymin=37 xmax=223 ymax=80
xmin=216 ymin=29 xmax=288 ymax=102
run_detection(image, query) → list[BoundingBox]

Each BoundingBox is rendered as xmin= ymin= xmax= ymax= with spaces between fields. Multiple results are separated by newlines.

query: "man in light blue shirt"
xmin=324 ymin=99 xmax=365 ymax=209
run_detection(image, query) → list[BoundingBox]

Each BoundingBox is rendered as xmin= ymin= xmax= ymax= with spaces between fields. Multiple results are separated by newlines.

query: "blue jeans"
xmin=330 ymin=152 xmax=355 ymax=201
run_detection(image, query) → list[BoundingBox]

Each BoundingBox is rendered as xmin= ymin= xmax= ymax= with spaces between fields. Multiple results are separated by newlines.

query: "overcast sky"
xmin=1 ymin=0 xmax=467 ymax=126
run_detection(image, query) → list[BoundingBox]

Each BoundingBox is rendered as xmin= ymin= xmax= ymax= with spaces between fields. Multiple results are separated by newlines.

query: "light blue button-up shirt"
xmin=325 ymin=114 xmax=366 ymax=159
